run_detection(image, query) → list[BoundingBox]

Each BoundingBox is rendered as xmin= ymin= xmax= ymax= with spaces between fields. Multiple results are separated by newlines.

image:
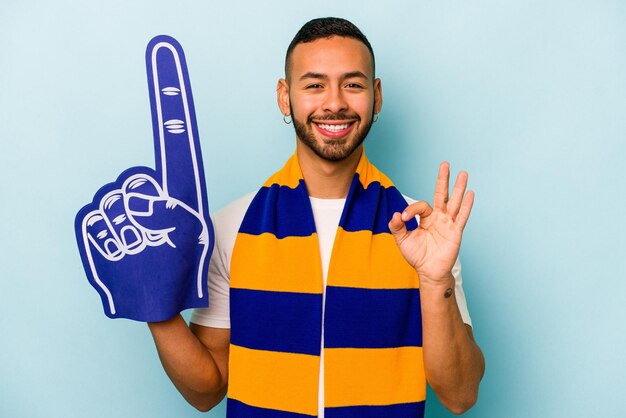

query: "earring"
xmin=373 ymin=113 xmax=379 ymax=123
xmin=283 ymin=114 xmax=292 ymax=124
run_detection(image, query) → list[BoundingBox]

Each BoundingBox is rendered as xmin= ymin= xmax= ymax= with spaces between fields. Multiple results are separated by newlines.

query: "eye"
xmin=345 ymin=83 xmax=364 ymax=89
xmin=305 ymin=83 xmax=323 ymax=89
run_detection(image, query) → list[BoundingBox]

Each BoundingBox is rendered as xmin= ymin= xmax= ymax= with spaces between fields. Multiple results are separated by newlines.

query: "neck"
xmin=296 ymin=143 xmax=363 ymax=199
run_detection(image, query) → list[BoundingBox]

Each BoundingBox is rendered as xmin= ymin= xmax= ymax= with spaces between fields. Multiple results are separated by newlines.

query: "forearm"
xmin=148 ymin=315 xmax=226 ymax=411
xmin=420 ymin=274 xmax=485 ymax=414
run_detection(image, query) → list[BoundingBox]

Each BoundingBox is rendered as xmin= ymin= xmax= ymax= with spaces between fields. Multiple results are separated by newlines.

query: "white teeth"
xmin=318 ymin=123 xmax=349 ymax=132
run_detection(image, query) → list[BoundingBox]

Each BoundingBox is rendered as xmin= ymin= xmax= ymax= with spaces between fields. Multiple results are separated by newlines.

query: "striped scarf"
xmin=228 ymin=151 xmax=425 ymax=418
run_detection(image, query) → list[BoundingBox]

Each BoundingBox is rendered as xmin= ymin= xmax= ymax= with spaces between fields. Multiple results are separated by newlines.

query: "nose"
xmin=322 ymin=85 xmax=348 ymax=114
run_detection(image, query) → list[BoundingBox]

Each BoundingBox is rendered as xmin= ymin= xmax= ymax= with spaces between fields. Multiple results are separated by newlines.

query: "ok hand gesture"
xmin=388 ymin=163 xmax=474 ymax=286
xmin=75 ymin=36 xmax=213 ymax=322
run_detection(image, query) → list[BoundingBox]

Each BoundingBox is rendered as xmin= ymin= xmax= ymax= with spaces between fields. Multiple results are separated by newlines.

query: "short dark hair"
xmin=285 ymin=17 xmax=375 ymax=80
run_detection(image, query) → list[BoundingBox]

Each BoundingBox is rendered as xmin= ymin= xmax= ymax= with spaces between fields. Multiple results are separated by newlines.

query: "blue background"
xmin=1 ymin=1 xmax=624 ymax=417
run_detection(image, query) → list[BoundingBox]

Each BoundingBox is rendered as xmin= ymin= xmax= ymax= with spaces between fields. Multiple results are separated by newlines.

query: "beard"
xmin=291 ymin=106 xmax=374 ymax=162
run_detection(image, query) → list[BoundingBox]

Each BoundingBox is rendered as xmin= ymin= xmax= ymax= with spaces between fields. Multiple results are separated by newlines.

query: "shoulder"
xmin=212 ymin=191 xmax=256 ymax=255
xmin=213 ymin=192 xmax=256 ymax=231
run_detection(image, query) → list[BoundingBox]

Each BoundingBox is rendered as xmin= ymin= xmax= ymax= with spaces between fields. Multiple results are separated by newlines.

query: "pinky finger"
xmin=83 ymin=211 xmax=123 ymax=261
xmin=456 ymin=190 xmax=475 ymax=231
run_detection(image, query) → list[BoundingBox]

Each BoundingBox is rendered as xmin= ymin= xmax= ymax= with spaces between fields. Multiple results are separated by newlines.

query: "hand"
xmin=75 ymin=36 xmax=213 ymax=322
xmin=388 ymin=162 xmax=474 ymax=286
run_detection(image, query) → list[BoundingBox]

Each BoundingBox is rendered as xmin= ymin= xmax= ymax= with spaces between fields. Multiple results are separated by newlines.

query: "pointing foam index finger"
xmin=146 ymin=35 xmax=205 ymax=214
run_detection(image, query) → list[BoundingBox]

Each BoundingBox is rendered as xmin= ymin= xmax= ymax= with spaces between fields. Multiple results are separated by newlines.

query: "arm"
xmin=389 ymin=162 xmax=484 ymax=414
xmin=420 ymin=276 xmax=484 ymax=413
xmin=148 ymin=317 xmax=229 ymax=412
xmin=147 ymin=204 xmax=239 ymax=411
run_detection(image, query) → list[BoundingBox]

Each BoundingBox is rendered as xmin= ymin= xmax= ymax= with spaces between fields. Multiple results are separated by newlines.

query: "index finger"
xmin=146 ymin=35 xmax=206 ymax=215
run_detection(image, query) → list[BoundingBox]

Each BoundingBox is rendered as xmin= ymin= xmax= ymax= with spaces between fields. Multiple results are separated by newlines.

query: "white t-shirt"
xmin=191 ymin=192 xmax=473 ymax=416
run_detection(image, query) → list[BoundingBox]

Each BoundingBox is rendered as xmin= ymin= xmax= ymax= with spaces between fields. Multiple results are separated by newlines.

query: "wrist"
xmin=419 ymin=273 xmax=456 ymax=303
xmin=419 ymin=272 xmax=455 ymax=289
xmin=419 ymin=273 xmax=458 ymax=317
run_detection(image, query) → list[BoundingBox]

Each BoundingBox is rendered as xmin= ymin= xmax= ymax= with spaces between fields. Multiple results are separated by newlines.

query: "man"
xmin=148 ymin=17 xmax=484 ymax=417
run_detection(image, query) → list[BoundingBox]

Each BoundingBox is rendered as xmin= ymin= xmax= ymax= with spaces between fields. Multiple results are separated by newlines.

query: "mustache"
xmin=307 ymin=113 xmax=360 ymax=123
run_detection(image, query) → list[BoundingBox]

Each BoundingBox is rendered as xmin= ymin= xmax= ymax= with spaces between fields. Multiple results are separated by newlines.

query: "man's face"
xmin=280 ymin=36 xmax=382 ymax=162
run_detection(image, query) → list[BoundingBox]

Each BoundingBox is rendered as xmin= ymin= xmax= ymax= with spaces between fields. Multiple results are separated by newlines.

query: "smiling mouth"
xmin=313 ymin=121 xmax=356 ymax=137
xmin=317 ymin=122 xmax=350 ymax=132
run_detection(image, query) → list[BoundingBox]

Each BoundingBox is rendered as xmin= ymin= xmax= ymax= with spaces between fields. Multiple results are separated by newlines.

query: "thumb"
xmin=121 ymin=172 xmax=196 ymax=233
xmin=388 ymin=212 xmax=409 ymax=245
xmin=127 ymin=195 xmax=200 ymax=233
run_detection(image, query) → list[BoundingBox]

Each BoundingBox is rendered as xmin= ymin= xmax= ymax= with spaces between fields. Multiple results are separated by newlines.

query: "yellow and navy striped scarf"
xmin=228 ymin=152 xmax=425 ymax=417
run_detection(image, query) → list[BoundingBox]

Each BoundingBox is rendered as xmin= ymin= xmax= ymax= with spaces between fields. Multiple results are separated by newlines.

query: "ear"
xmin=276 ymin=78 xmax=291 ymax=116
xmin=373 ymin=78 xmax=383 ymax=115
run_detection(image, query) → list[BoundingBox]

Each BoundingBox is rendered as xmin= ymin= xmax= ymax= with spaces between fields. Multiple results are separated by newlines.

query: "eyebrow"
xmin=299 ymin=71 xmax=370 ymax=82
